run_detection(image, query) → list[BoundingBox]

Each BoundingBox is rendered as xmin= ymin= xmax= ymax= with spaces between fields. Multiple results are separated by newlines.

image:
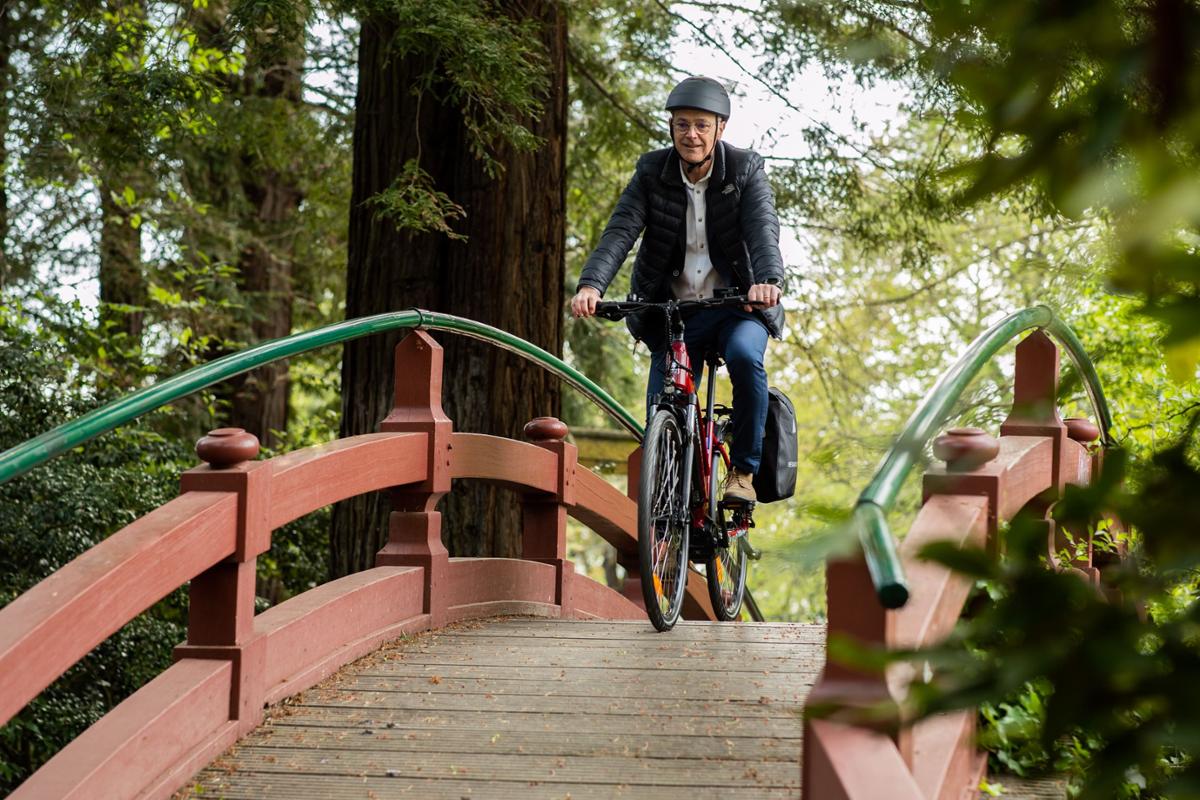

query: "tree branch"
xmin=652 ymin=0 xmax=921 ymax=199
xmin=567 ymin=46 xmax=665 ymax=142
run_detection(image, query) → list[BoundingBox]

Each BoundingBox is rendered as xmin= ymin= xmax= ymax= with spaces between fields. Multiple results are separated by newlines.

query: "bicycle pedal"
xmin=739 ymin=537 xmax=763 ymax=561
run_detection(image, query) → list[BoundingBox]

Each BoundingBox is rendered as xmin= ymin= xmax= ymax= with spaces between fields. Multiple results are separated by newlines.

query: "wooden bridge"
xmin=0 ymin=321 xmax=1109 ymax=799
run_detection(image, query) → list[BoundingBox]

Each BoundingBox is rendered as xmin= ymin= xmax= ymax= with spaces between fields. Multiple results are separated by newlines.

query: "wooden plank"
xmin=240 ymin=726 xmax=800 ymax=760
xmin=348 ymin=653 xmax=820 ymax=673
xmin=384 ymin=642 xmax=824 ymax=659
xmin=207 ymin=749 xmax=801 ymax=788
xmin=422 ymin=631 xmax=825 ymax=649
xmin=370 ymin=647 xmax=823 ymax=667
xmin=296 ymin=690 xmax=807 ymax=719
xmin=269 ymin=706 xmax=809 ymax=738
xmin=333 ymin=674 xmax=812 ymax=701
xmin=470 ymin=619 xmax=821 ymax=634
xmin=348 ymin=662 xmax=811 ymax=682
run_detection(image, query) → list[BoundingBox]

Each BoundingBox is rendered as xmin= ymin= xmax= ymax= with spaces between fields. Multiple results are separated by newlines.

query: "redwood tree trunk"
xmin=331 ymin=1 xmax=566 ymax=576
xmin=215 ymin=35 xmax=305 ymax=448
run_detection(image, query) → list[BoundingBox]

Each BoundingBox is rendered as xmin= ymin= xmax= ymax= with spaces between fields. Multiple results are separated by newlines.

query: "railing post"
xmin=802 ymin=554 xmax=909 ymax=797
xmin=619 ymin=446 xmax=646 ymax=609
xmin=1000 ymin=330 xmax=1069 ymax=493
xmin=522 ymin=417 xmax=578 ymax=617
xmin=175 ymin=428 xmax=271 ymax=732
xmin=922 ymin=427 xmax=1005 ymax=542
xmin=375 ymin=330 xmax=452 ymax=628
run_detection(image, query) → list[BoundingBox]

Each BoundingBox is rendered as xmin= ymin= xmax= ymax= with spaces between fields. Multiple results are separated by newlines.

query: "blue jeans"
xmin=646 ymin=307 xmax=769 ymax=474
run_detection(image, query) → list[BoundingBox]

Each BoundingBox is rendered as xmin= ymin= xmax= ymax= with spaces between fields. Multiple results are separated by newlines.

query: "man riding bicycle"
xmin=571 ymin=76 xmax=785 ymax=505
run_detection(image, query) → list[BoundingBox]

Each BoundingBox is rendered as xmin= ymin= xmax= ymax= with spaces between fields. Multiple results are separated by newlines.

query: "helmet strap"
xmin=683 ymin=150 xmax=713 ymax=175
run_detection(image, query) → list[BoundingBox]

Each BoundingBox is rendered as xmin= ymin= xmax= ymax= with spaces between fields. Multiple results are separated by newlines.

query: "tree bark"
xmin=217 ymin=39 xmax=305 ymax=448
xmin=332 ymin=1 xmax=566 ymax=576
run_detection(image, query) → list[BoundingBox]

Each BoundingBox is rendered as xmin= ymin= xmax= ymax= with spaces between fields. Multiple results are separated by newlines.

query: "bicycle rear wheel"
xmin=706 ymin=449 xmax=748 ymax=621
xmin=638 ymin=409 xmax=690 ymax=632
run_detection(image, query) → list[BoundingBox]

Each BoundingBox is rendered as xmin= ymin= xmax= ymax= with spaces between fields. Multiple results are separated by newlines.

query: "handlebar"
xmin=594 ymin=294 xmax=757 ymax=322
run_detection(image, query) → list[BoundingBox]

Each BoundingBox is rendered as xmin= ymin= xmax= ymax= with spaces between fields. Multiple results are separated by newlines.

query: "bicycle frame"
xmin=659 ymin=330 xmax=737 ymax=539
xmin=658 ymin=337 xmax=700 ymax=528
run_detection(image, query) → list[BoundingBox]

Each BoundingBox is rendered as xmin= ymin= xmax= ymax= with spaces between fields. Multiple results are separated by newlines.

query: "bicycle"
xmin=595 ymin=292 xmax=760 ymax=632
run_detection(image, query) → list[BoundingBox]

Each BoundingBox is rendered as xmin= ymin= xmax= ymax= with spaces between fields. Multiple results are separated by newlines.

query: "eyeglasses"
xmin=672 ymin=119 xmax=714 ymax=135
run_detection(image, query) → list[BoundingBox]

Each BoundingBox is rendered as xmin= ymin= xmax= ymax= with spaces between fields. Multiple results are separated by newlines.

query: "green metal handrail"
xmin=0 ymin=310 xmax=643 ymax=486
xmin=856 ymin=305 xmax=1114 ymax=610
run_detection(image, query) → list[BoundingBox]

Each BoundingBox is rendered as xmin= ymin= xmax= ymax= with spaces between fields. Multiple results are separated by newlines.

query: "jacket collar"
xmin=660 ymin=141 xmax=726 ymax=187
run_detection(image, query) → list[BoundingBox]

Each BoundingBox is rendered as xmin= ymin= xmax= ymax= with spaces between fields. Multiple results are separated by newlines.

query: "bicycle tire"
xmin=706 ymin=445 xmax=748 ymax=621
xmin=638 ymin=409 xmax=690 ymax=632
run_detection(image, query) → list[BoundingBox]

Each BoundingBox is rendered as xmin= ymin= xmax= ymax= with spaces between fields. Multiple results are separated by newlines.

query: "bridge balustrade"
xmin=0 ymin=329 xmax=711 ymax=800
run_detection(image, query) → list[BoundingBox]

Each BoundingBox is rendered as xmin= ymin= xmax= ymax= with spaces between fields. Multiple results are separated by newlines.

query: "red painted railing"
xmin=802 ymin=331 xmax=1114 ymax=799
xmin=0 ymin=330 xmax=712 ymax=800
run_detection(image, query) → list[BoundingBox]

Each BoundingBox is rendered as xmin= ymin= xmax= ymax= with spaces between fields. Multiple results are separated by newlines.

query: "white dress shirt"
xmin=671 ymin=161 xmax=727 ymax=301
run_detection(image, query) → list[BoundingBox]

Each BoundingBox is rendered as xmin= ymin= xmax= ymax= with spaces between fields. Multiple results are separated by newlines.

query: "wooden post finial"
xmin=1065 ymin=417 xmax=1101 ymax=444
xmin=933 ymin=427 xmax=1000 ymax=472
xmin=524 ymin=416 xmax=569 ymax=442
xmin=196 ymin=428 xmax=260 ymax=468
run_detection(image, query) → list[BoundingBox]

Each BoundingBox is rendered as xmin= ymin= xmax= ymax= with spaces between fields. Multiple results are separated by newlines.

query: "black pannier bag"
xmin=752 ymin=387 xmax=798 ymax=503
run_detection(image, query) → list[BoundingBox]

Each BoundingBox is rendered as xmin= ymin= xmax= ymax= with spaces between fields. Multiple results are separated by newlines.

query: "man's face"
xmin=670 ymin=109 xmax=724 ymax=163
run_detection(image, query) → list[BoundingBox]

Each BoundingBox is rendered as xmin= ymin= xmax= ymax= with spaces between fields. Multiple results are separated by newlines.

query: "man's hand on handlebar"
xmin=571 ymin=286 xmax=602 ymax=318
xmin=745 ymin=282 xmax=781 ymax=313
xmin=577 ymin=283 xmax=779 ymax=318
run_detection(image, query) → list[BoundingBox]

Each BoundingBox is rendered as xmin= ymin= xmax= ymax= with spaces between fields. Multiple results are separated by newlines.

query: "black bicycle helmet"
xmin=665 ymin=77 xmax=731 ymax=120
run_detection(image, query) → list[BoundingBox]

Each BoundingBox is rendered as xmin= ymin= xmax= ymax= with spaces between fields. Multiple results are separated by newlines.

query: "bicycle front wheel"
xmin=638 ymin=409 xmax=691 ymax=632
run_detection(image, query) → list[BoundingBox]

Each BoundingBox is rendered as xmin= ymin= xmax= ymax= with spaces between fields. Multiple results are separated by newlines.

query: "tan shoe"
xmin=722 ymin=468 xmax=756 ymax=504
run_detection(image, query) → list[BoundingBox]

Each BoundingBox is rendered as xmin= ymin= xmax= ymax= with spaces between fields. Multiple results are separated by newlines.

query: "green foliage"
xmin=368 ymin=0 xmax=549 ymax=174
xmin=369 ymin=160 xmax=467 ymax=240
xmin=562 ymin=0 xmax=675 ymax=428
xmin=921 ymin=0 xmax=1200 ymax=373
xmin=29 ymin=1 xmax=239 ymax=180
xmin=909 ymin=443 xmax=1200 ymax=798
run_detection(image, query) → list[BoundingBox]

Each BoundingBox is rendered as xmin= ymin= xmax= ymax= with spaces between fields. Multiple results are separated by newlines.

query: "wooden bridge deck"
xmin=183 ymin=617 xmax=822 ymax=798
xmin=181 ymin=617 xmax=1067 ymax=799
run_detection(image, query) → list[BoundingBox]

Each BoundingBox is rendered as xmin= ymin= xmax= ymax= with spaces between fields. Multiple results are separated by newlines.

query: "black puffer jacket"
xmin=577 ymin=141 xmax=785 ymax=351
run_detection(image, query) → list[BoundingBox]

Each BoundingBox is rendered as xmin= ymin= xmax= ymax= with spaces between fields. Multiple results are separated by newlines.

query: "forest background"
xmin=0 ymin=0 xmax=1198 ymax=797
